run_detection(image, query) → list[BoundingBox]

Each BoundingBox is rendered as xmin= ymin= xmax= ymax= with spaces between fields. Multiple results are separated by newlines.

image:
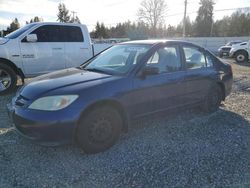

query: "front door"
xmin=20 ymin=25 xmax=66 ymax=76
xmin=132 ymin=45 xmax=187 ymax=116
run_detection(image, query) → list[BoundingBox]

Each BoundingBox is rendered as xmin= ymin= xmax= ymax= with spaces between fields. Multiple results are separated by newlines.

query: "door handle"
xmin=52 ymin=47 xmax=62 ymax=50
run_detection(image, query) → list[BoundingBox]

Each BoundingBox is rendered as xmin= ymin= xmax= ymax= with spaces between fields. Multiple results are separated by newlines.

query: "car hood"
xmin=220 ymin=45 xmax=231 ymax=48
xmin=19 ymin=68 xmax=113 ymax=99
xmin=232 ymin=42 xmax=247 ymax=48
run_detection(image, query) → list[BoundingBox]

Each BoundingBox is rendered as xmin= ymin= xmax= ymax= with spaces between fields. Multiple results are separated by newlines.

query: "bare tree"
xmin=137 ymin=0 xmax=167 ymax=37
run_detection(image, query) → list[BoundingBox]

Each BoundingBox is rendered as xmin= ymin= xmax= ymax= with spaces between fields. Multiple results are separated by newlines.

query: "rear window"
xmin=63 ymin=26 xmax=84 ymax=42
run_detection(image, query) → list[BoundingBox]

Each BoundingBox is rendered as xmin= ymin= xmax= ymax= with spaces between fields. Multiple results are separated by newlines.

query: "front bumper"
xmin=7 ymin=102 xmax=78 ymax=145
xmin=219 ymin=51 xmax=230 ymax=57
xmin=229 ymin=51 xmax=235 ymax=58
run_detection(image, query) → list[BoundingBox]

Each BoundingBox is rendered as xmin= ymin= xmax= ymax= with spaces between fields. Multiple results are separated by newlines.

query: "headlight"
xmin=29 ymin=95 xmax=78 ymax=111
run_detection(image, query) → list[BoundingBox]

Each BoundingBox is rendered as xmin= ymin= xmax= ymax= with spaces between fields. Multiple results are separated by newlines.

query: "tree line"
xmin=92 ymin=0 xmax=250 ymax=39
xmin=1 ymin=0 xmax=250 ymax=39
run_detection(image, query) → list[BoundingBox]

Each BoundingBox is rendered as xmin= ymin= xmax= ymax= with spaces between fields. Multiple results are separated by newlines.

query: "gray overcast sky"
xmin=0 ymin=0 xmax=250 ymax=31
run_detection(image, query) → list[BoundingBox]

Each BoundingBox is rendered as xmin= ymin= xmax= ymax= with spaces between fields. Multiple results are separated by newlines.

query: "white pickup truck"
xmin=0 ymin=22 xmax=111 ymax=94
xmin=229 ymin=40 xmax=250 ymax=63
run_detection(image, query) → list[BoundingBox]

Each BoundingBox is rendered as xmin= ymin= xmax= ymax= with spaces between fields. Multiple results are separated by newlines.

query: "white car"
xmin=229 ymin=41 xmax=250 ymax=63
xmin=0 ymin=22 xmax=109 ymax=94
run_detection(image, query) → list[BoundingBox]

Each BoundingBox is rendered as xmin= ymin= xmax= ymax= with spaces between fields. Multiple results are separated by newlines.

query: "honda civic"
xmin=7 ymin=40 xmax=233 ymax=153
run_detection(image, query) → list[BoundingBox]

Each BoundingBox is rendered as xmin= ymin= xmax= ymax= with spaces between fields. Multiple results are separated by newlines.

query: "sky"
xmin=0 ymin=0 xmax=250 ymax=31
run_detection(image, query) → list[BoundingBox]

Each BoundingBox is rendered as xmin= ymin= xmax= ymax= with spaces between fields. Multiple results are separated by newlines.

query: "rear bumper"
xmin=7 ymin=103 xmax=77 ymax=145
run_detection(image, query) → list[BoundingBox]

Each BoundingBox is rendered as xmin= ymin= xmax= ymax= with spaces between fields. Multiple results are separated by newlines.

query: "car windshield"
xmin=83 ymin=44 xmax=151 ymax=75
xmin=5 ymin=23 xmax=36 ymax=39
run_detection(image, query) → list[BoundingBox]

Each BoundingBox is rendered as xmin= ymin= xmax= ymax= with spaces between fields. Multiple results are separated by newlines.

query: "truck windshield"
xmin=83 ymin=44 xmax=151 ymax=75
xmin=5 ymin=23 xmax=37 ymax=39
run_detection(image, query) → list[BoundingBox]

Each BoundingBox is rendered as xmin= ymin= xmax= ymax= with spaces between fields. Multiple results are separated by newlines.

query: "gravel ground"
xmin=0 ymin=59 xmax=250 ymax=188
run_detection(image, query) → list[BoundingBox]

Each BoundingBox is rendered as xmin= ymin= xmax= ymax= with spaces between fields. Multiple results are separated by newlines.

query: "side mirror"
xmin=26 ymin=34 xmax=37 ymax=42
xmin=140 ymin=66 xmax=159 ymax=77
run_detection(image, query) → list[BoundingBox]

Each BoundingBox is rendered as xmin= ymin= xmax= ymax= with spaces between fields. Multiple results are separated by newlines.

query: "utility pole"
xmin=183 ymin=0 xmax=187 ymax=38
xmin=210 ymin=21 xmax=214 ymax=37
xmin=71 ymin=11 xmax=77 ymax=22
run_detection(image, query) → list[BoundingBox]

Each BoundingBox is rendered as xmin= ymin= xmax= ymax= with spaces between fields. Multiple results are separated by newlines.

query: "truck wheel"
xmin=235 ymin=51 xmax=248 ymax=63
xmin=76 ymin=106 xmax=122 ymax=154
xmin=0 ymin=64 xmax=17 ymax=95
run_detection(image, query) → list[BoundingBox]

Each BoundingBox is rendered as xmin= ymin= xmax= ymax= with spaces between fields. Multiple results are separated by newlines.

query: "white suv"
xmin=229 ymin=41 xmax=250 ymax=63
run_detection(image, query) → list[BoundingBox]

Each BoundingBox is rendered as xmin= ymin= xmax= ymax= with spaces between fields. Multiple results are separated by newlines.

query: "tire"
xmin=235 ymin=51 xmax=248 ymax=63
xmin=202 ymin=85 xmax=223 ymax=113
xmin=0 ymin=63 xmax=17 ymax=95
xmin=76 ymin=106 xmax=122 ymax=154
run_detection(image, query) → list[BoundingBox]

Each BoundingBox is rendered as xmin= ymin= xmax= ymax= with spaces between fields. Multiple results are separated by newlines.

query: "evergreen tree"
xmin=70 ymin=15 xmax=81 ymax=24
xmin=195 ymin=0 xmax=215 ymax=37
xmin=26 ymin=16 xmax=43 ymax=24
xmin=74 ymin=16 xmax=81 ymax=24
xmin=100 ymin=23 xmax=109 ymax=38
xmin=57 ymin=3 xmax=70 ymax=23
xmin=7 ymin=18 xmax=20 ymax=32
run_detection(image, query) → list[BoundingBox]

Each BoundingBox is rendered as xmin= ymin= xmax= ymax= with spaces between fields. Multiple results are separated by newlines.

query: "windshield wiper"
xmin=84 ymin=68 xmax=112 ymax=75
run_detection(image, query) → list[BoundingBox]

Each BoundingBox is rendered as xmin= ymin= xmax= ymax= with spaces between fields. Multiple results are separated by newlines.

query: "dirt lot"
xmin=0 ymin=59 xmax=250 ymax=188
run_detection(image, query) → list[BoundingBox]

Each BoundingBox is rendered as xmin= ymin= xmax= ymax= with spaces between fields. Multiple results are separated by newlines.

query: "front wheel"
xmin=235 ymin=51 xmax=248 ymax=63
xmin=202 ymin=85 xmax=223 ymax=113
xmin=76 ymin=106 xmax=122 ymax=154
xmin=0 ymin=64 xmax=17 ymax=95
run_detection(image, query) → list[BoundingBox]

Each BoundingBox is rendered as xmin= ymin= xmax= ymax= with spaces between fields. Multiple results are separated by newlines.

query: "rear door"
xmin=20 ymin=25 xmax=66 ymax=76
xmin=64 ymin=26 xmax=93 ymax=68
xmin=181 ymin=45 xmax=215 ymax=104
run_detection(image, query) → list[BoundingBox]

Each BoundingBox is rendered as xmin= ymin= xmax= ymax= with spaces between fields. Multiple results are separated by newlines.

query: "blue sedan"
xmin=7 ymin=40 xmax=233 ymax=153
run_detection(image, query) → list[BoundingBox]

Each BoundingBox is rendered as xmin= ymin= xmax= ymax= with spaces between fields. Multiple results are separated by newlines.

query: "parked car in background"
xmin=229 ymin=41 xmax=250 ymax=63
xmin=0 ymin=22 xmax=109 ymax=94
xmin=218 ymin=41 xmax=242 ymax=58
xmin=7 ymin=40 xmax=233 ymax=154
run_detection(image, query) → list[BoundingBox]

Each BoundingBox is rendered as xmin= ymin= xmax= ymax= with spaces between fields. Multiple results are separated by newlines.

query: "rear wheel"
xmin=235 ymin=51 xmax=248 ymax=63
xmin=202 ymin=85 xmax=223 ymax=113
xmin=0 ymin=64 xmax=17 ymax=95
xmin=76 ymin=106 xmax=122 ymax=154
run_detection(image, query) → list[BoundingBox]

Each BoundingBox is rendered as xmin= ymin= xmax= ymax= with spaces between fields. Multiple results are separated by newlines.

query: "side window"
xmin=146 ymin=46 xmax=182 ymax=73
xmin=64 ymin=26 xmax=84 ymax=42
xmin=183 ymin=46 xmax=206 ymax=69
xmin=31 ymin=25 xmax=63 ymax=42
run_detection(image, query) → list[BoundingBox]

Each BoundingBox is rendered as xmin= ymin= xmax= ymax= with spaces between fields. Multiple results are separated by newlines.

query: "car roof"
xmin=122 ymin=39 xmax=202 ymax=48
xmin=27 ymin=22 xmax=85 ymax=27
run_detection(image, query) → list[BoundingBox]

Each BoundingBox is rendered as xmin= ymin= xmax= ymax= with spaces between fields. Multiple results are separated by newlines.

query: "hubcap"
xmin=0 ymin=69 xmax=11 ymax=92
xmin=237 ymin=54 xmax=245 ymax=62
xmin=89 ymin=117 xmax=113 ymax=143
